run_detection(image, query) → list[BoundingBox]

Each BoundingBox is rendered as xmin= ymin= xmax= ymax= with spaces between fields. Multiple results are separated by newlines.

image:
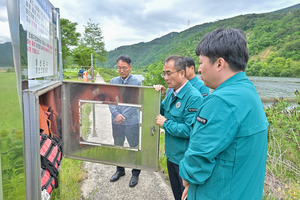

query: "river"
xmin=132 ymin=74 xmax=300 ymax=99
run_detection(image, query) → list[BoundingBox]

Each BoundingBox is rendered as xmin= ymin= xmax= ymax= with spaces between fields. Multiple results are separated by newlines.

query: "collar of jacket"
xmin=119 ymin=74 xmax=132 ymax=84
xmin=189 ymin=75 xmax=199 ymax=86
xmin=175 ymin=81 xmax=193 ymax=100
xmin=215 ymin=72 xmax=248 ymax=92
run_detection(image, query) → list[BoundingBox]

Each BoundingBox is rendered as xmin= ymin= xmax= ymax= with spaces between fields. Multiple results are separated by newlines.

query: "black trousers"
xmin=167 ymin=159 xmax=184 ymax=200
xmin=113 ymin=123 xmax=141 ymax=176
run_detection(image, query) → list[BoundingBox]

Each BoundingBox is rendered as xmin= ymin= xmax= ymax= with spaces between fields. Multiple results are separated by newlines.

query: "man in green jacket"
xmin=179 ymin=28 xmax=269 ymax=200
xmin=154 ymin=55 xmax=203 ymax=200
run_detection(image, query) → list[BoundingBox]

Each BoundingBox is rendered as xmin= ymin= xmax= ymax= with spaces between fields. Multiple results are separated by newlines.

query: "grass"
xmin=263 ymin=93 xmax=300 ymax=199
xmin=51 ymin=158 xmax=86 ymax=199
xmin=81 ymin=103 xmax=92 ymax=140
xmin=62 ymin=67 xmax=144 ymax=83
xmin=96 ymin=67 xmax=119 ymax=83
xmin=159 ymin=130 xmax=169 ymax=181
xmin=63 ymin=69 xmax=95 ymax=82
xmin=0 ymin=72 xmax=25 ymax=199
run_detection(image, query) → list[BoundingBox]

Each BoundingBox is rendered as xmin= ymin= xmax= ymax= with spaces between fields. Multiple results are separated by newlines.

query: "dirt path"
xmin=79 ymin=74 xmax=173 ymax=200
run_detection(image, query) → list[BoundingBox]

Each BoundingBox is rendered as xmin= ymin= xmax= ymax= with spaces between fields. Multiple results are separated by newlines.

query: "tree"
xmin=143 ymin=62 xmax=166 ymax=87
xmin=83 ymin=19 xmax=107 ymax=66
xmin=60 ymin=18 xmax=81 ymax=68
xmin=72 ymin=45 xmax=98 ymax=67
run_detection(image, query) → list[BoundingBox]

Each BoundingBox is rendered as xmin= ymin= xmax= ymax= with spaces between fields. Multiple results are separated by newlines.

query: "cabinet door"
xmin=62 ymin=82 xmax=161 ymax=171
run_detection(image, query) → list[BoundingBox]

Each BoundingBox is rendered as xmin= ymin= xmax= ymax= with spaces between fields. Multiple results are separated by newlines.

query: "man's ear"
xmin=216 ymin=58 xmax=226 ymax=71
xmin=191 ymin=66 xmax=195 ymax=72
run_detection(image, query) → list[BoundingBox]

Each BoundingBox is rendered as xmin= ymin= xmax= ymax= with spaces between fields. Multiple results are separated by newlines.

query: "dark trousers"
xmin=113 ymin=123 xmax=141 ymax=176
xmin=167 ymin=159 xmax=184 ymax=200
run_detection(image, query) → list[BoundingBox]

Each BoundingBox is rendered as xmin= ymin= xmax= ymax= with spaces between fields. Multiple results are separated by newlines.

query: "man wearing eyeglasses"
xmin=154 ymin=55 xmax=203 ymax=200
xmin=166 ymin=57 xmax=210 ymax=97
xmin=109 ymin=55 xmax=142 ymax=187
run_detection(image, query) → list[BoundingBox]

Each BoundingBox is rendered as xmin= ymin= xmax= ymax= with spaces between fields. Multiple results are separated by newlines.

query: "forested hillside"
xmin=105 ymin=3 xmax=300 ymax=77
xmin=104 ymin=22 xmax=217 ymax=68
xmin=0 ymin=42 xmax=13 ymax=67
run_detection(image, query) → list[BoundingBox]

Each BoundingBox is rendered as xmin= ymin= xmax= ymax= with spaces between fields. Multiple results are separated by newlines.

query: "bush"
xmin=6 ymin=67 xmax=15 ymax=73
xmin=264 ymin=90 xmax=300 ymax=199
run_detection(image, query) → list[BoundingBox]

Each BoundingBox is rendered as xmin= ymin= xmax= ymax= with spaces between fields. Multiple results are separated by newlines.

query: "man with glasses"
xmin=109 ymin=55 xmax=142 ymax=187
xmin=154 ymin=55 xmax=203 ymax=200
xmin=166 ymin=57 xmax=210 ymax=97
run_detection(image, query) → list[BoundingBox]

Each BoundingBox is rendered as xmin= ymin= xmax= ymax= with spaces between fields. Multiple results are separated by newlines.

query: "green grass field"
xmin=0 ymin=72 xmax=25 ymax=199
xmin=0 ymin=73 xmax=23 ymax=131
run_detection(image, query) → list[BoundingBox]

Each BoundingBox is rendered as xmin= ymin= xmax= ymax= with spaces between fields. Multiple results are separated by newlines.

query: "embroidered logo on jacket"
xmin=176 ymin=102 xmax=181 ymax=108
xmin=197 ymin=116 xmax=207 ymax=124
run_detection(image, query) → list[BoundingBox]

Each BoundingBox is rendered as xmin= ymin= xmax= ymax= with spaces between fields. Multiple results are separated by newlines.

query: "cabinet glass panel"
xmin=79 ymin=100 xmax=142 ymax=151
xmin=62 ymin=82 xmax=161 ymax=171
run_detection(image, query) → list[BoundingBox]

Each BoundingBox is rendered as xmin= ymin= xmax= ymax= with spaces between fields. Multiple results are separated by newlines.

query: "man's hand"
xmin=153 ymin=85 xmax=166 ymax=95
xmin=181 ymin=179 xmax=189 ymax=200
xmin=156 ymin=114 xmax=166 ymax=127
xmin=114 ymin=114 xmax=126 ymax=124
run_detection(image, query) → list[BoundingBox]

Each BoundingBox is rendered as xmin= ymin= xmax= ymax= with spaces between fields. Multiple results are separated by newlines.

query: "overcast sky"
xmin=0 ymin=0 xmax=299 ymax=51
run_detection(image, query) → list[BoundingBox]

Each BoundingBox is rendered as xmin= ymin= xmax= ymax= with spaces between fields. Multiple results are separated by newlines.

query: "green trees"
xmin=72 ymin=45 xmax=98 ymax=67
xmin=60 ymin=18 xmax=107 ymax=69
xmin=82 ymin=19 xmax=107 ymax=66
xmin=60 ymin=18 xmax=81 ymax=68
xmin=246 ymin=56 xmax=300 ymax=77
xmin=103 ymin=7 xmax=300 ymax=78
xmin=142 ymin=62 xmax=166 ymax=87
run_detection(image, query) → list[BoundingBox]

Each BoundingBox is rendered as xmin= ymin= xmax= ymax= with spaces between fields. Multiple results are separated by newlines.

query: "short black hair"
xmin=164 ymin=55 xmax=187 ymax=76
xmin=116 ymin=55 xmax=132 ymax=65
xmin=195 ymin=28 xmax=249 ymax=72
xmin=184 ymin=57 xmax=195 ymax=72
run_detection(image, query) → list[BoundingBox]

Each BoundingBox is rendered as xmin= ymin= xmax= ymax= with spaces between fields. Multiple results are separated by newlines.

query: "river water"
xmin=133 ymin=74 xmax=300 ymax=99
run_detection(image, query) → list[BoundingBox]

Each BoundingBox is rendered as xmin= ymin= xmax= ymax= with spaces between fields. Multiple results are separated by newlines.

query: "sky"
xmin=0 ymin=0 xmax=299 ymax=51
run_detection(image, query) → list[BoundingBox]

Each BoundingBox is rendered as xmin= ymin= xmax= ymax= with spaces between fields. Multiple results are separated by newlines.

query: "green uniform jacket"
xmin=161 ymin=81 xmax=203 ymax=165
xmin=189 ymin=76 xmax=210 ymax=97
xmin=179 ymin=72 xmax=269 ymax=200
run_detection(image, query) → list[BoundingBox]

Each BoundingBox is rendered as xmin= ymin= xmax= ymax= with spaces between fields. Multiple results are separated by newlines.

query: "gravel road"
xmin=79 ymin=74 xmax=173 ymax=200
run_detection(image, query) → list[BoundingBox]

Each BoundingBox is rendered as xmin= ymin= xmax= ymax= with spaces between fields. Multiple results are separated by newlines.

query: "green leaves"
xmin=60 ymin=18 xmax=81 ymax=68
xmin=142 ymin=62 xmax=166 ymax=87
xmin=82 ymin=19 xmax=107 ymax=65
xmin=60 ymin=18 xmax=107 ymax=68
xmin=72 ymin=45 xmax=98 ymax=67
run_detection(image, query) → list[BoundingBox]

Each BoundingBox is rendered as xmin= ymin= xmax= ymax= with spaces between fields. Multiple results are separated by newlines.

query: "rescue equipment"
xmin=39 ymin=104 xmax=63 ymax=197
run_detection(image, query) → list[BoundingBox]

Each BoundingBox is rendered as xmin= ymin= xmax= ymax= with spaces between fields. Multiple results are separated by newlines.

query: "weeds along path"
xmin=79 ymin=73 xmax=173 ymax=200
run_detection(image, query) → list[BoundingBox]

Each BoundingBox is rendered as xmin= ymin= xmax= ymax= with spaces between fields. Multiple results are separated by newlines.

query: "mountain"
xmin=0 ymin=42 xmax=13 ymax=67
xmin=270 ymin=3 xmax=300 ymax=14
xmin=104 ymin=3 xmax=300 ymax=73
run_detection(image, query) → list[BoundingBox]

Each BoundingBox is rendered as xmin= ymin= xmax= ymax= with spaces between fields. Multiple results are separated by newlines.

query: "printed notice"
xmin=26 ymin=0 xmax=57 ymax=78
